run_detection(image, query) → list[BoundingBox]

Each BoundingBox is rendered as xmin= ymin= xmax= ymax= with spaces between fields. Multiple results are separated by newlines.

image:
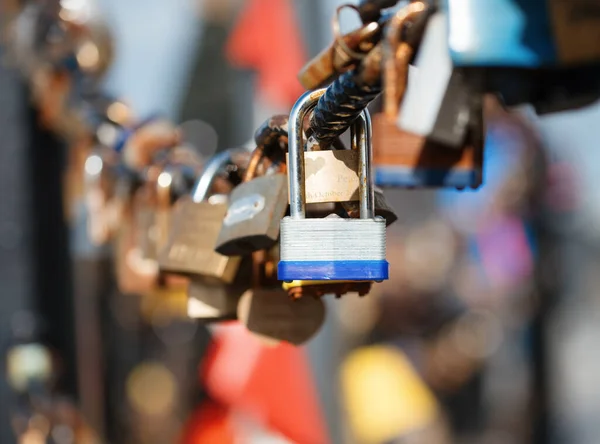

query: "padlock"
xmin=186 ymin=277 xmax=240 ymax=321
xmin=372 ymin=5 xmax=483 ymax=189
xmin=237 ymin=289 xmax=326 ymax=346
xmin=298 ymin=17 xmax=381 ymax=90
xmin=235 ymin=245 xmax=326 ymax=345
xmin=279 ymin=89 xmax=388 ymax=282
xmin=214 ymin=143 xmax=289 ymax=256
xmin=82 ymin=147 xmax=119 ymax=245
xmin=114 ymin=190 xmax=158 ymax=296
xmin=120 ymin=118 xmax=182 ymax=171
xmin=158 ymin=149 xmax=244 ymax=282
xmin=115 ymin=165 xmax=176 ymax=295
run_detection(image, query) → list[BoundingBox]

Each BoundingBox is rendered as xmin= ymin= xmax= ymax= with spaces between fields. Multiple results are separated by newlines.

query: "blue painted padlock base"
xmin=375 ymin=166 xmax=480 ymax=189
xmin=278 ymin=260 xmax=389 ymax=282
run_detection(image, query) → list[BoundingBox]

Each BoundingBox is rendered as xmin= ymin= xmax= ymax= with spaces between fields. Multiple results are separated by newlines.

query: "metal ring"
xmin=332 ymin=4 xmax=369 ymax=61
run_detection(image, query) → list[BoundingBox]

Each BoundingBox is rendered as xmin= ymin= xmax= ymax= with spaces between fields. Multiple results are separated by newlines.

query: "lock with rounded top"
xmin=158 ymin=148 xmax=248 ymax=282
xmin=214 ymin=138 xmax=289 ymax=257
xmin=279 ymin=89 xmax=389 ymax=282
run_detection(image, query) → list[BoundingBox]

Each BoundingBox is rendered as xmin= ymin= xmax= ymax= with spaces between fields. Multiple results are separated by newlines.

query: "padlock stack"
xmin=0 ymin=0 xmax=496 ymax=346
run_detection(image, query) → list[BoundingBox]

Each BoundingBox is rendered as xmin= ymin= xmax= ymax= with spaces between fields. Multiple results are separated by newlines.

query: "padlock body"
xmin=278 ymin=216 xmax=388 ymax=281
xmin=341 ymin=189 xmax=398 ymax=226
xmin=187 ymin=277 xmax=241 ymax=322
xmin=237 ymin=289 xmax=326 ymax=345
xmin=215 ymin=174 xmax=288 ymax=256
xmin=158 ymin=196 xmax=240 ymax=283
xmin=287 ymin=150 xmax=361 ymax=204
xmin=372 ymin=115 xmax=482 ymax=188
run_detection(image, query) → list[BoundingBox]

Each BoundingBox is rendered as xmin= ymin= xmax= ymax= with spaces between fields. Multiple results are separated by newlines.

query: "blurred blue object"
xmin=436 ymin=122 xmax=524 ymax=231
xmin=445 ymin=0 xmax=556 ymax=67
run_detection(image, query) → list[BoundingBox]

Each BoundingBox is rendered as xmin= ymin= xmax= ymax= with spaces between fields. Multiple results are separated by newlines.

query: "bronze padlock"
xmin=158 ymin=149 xmax=247 ymax=282
xmin=237 ymin=288 xmax=326 ymax=346
xmin=372 ymin=2 xmax=482 ymax=189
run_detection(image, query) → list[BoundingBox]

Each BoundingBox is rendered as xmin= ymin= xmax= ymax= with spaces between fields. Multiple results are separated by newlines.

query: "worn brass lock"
xmin=215 ymin=144 xmax=289 ymax=257
xmin=158 ymin=149 xmax=246 ymax=282
xmin=237 ymin=288 xmax=326 ymax=346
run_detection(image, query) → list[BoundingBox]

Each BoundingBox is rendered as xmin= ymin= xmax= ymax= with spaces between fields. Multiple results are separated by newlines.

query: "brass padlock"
xmin=237 ymin=288 xmax=326 ymax=346
xmin=186 ymin=253 xmax=253 ymax=322
xmin=372 ymin=2 xmax=483 ymax=189
xmin=158 ymin=149 xmax=246 ymax=282
xmin=214 ymin=144 xmax=288 ymax=256
xmin=115 ymin=166 xmax=174 ymax=295
xmin=236 ymin=245 xmax=326 ymax=345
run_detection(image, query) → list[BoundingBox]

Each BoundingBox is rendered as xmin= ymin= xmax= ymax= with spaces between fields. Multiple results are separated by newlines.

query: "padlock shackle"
xmin=289 ymin=89 xmax=374 ymax=219
xmin=354 ymin=111 xmax=375 ymax=219
xmin=244 ymin=146 xmax=264 ymax=182
xmin=191 ymin=149 xmax=234 ymax=203
xmin=383 ymin=1 xmax=427 ymax=119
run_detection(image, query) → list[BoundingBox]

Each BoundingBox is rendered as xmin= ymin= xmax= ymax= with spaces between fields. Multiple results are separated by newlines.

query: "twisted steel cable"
xmin=309 ymin=44 xmax=383 ymax=144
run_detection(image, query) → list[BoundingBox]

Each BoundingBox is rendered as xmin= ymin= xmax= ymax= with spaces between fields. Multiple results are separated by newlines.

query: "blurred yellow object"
xmin=340 ymin=346 xmax=438 ymax=444
xmin=126 ymin=362 xmax=177 ymax=417
xmin=140 ymin=286 xmax=189 ymax=325
xmin=6 ymin=344 xmax=52 ymax=392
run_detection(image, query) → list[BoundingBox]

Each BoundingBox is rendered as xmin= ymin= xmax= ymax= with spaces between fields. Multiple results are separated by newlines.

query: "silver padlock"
xmin=278 ymin=89 xmax=389 ymax=282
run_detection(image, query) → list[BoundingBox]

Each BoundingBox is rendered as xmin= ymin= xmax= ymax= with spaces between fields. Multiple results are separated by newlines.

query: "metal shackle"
xmin=191 ymin=147 xmax=252 ymax=203
xmin=288 ymin=89 xmax=374 ymax=219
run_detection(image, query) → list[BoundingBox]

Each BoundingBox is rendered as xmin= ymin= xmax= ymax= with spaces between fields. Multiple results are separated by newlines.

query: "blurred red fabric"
xmin=226 ymin=0 xmax=306 ymax=107
xmin=201 ymin=323 xmax=329 ymax=444
xmin=180 ymin=400 xmax=236 ymax=444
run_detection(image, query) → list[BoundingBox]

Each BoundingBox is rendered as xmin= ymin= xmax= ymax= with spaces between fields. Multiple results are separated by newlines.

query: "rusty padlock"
xmin=372 ymin=2 xmax=483 ymax=189
xmin=298 ymin=4 xmax=382 ymax=90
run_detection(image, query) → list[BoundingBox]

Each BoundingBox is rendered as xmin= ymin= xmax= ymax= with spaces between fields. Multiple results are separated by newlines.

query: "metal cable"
xmin=309 ymin=44 xmax=383 ymax=144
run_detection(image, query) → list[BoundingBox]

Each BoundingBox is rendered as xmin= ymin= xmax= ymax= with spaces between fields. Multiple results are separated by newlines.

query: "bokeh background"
xmin=1 ymin=0 xmax=600 ymax=443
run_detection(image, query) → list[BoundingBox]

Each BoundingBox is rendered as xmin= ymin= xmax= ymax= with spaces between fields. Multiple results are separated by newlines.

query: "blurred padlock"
xmin=81 ymin=147 xmax=119 ymax=245
xmin=372 ymin=6 xmax=483 ymax=189
xmin=120 ymin=118 xmax=182 ymax=171
xmin=215 ymin=143 xmax=288 ymax=256
xmin=186 ymin=277 xmax=241 ymax=321
xmin=158 ymin=149 xmax=245 ymax=282
xmin=115 ymin=166 xmax=174 ymax=295
xmin=298 ymin=9 xmax=382 ymax=90
xmin=237 ymin=288 xmax=326 ymax=346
